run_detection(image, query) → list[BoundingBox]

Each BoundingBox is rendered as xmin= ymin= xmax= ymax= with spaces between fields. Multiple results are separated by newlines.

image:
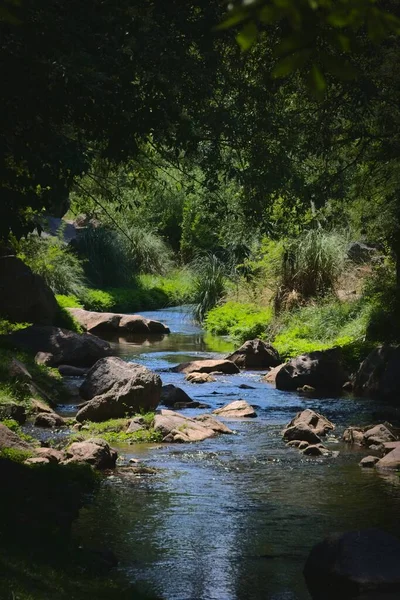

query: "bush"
xmin=16 ymin=234 xmax=86 ymax=296
xmin=275 ymin=229 xmax=348 ymax=310
xmin=205 ymin=301 xmax=273 ymax=343
xmin=191 ymin=253 xmax=227 ymax=322
xmin=56 ymin=294 xmax=83 ymax=309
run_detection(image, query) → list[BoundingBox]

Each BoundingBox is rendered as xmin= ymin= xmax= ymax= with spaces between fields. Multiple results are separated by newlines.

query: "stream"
xmin=73 ymin=307 xmax=400 ymax=600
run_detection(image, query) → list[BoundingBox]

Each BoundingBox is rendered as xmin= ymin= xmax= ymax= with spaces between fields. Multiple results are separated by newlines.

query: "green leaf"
xmin=236 ymin=22 xmax=258 ymax=52
xmin=271 ymin=49 xmax=312 ymax=78
xmin=215 ymin=9 xmax=248 ymax=31
xmin=307 ymin=64 xmax=327 ymax=100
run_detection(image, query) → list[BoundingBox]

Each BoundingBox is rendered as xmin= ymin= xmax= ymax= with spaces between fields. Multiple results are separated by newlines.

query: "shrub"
xmin=16 ymin=234 xmax=86 ymax=296
xmin=56 ymin=294 xmax=83 ymax=309
xmin=191 ymin=253 xmax=227 ymax=322
xmin=275 ymin=229 xmax=348 ymax=310
xmin=205 ymin=301 xmax=273 ymax=342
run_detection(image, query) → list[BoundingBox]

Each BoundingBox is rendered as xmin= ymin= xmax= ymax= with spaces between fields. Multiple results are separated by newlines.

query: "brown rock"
xmin=382 ymin=441 xmax=400 ymax=455
xmin=126 ymin=417 xmax=146 ymax=433
xmin=376 ymin=446 xmax=400 ymax=470
xmin=213 ymin=400 xmax=257 ymax=418
xmin=343 ymin=427 xmax=365 ymax=445
xmin=353 ymin=345 xmax=400 ymax=399
xmin=0 ymin=255 xmax=58 ymax=324
xmin=0 ymin=423 xmax=32 ymax=451
xmin=34 ymin=412 xmax=65 ymax=428
xmin=185 ymin=372 xmax=216 ymax=384
xmin=226 ymin=339 xmax=280 ymax=369
xmin=7 ymin=326 xmax=111 ymax=367
xmin=58 ymin=365 xmax=88 ymax=376
xmin=282 ymin=422 xmax=322 ymax=445
xmin=286 ymin=440 xmax=302 ymax=448
xmin=8 ymin=358 xmax=32 ymax=381
xmin=194 ymin=414 xmax=233 ymax=434
xmin=284 ymin=409 xmax=335 ymax=438
xmin=63 ymin=438 xmax=117 ymax=469
xmin=298 ymin=441 xmax=310 ymax=450
xmin=363 ymin=424 xmax=397 ymax=447
xmin=302 ymin=444 xmax=325 ymax=456
xmin=30 ymin=398 xmax=53 ymax=414
xmin=173 ymin=359 xmax=239 ymax=375
xmin=76 ymin=357 xmax=161 ymax=422
xmin=263 ymin=364 xmax=285 ymax=384
xmin=35 ymin=352 xmax=55 ymax=366
xmin=67 ymin=308 xmax=170 ymax=335
xmin=24 ymin=457 xmax=50 ymax=465
xmin=35 ymin=447 xmax=64 ymax=463
xmin=154 ymin=410 xmax=232 ymax=443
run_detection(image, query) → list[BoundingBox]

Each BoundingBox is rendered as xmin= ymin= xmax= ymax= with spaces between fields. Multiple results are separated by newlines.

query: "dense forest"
xmin=1 ymin=2 xmax=400 ymax=600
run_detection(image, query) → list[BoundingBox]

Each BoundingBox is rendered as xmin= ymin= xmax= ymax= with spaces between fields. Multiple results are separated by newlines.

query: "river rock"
xmin=226 ymin=339 xmax=280 ymax=369
xmin=154 ymin=410 xmax=232 ymax=443
xmin=275 ymin=348 xmax=346 ymax=394
xmin=76 ymin=357 xmax=161 ymax=422
xmin=382 ymin=441 xmax=400 ymax=455
xmin=213 ymin=400 xmax=257 ymax=418
xmin=353 ymin=345 xmax=400 ymax=399
xmin=34 ymin=411 xmax=66 ymax=428
xmin=126 ymin=417 xmax=146 ymax=433
xmin=0 ymin=402 xmax=26 ymax=424
xmin=376 ymin=445 xmax=400 ymax=470
xmin=35 ymin=447 xmax=65 ymax=463
xmin=6 ymin=326 xmax=111 ymax=367
xmin=63 ymin=438 xmax=117 ymax=469
xmin=0 ymin=255 xmax=58 ymax=325
xmin=160 ymin=384 xmax=194 ymax=407
xmin=173 ymin=359 xmax=239 ymax=375
xmin=303 ymin=528 xmax=400 ymax=599
xmin=30 ymin=398 xmax=53 ymax=414
xmin=262 ymin=363 xmax=285 ymax=384
xmin=185 ymin=372 xmax=216 ymax=384
xmin=58 ymin=365 xmax=89 ymax=376
xmin=67 ymin=308 xmax=170 ymax=335
xmin=285 ymin=409 xmax=335 ymax=438
xmin=363 ymin=424 xmax=396 ymax=446
xmin=282 ymin=422 xmax=322 ymax=445
xmin=24 ymin=457 xmax=50 ymax=465
xmin=302 ymin=444 xmax=330 ymax=457
xmin=343 ymin=427 xmax=365 ymax=445
xmin=0 ymin=423 xmax=32 ymax=451
xmin=359 ymin=456 xmax=380 ymax=468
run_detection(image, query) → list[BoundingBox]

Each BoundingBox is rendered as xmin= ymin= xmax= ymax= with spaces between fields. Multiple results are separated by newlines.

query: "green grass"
xmin=205 ymin=301 xmax=273 ymax=343
xmin=72 ymin=414 xmax=163 ymax=444
xmin=0 ymin=318 xmax=31 ymax=335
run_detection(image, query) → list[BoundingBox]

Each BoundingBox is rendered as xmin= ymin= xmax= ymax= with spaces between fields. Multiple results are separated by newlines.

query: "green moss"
xmin=205 ymin=301 xmax=273 ymax=343
xmin=0 ymin=447 xmax=33 ymax=462
xmin=0 ymin=318 xmax=31 ymax=335
xmin=71 ymin=414 xmax=163 ymax=444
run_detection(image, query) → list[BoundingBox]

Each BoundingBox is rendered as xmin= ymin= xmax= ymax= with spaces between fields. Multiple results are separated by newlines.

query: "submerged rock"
xmin=226 ymin=339 xmax=280 ymax=369
xmin=77 ymin=357 xmax=161 ymax=422
xmin=6 ymin=326 xmax=111 ymax=367
xmin=304 ymin=528 xmax=400 ymax=599
xmin=275 ymin=348 xmax=347 ymax=394
xmin=359 ymin=456 xmax=380 ymax=468
xmin=213 ymin=400 xmax=257 ymax=418
xmin=173 ymin=359 xmax=239 ymax=375
xmin=185 ymin=372 xmax=216 ymax=384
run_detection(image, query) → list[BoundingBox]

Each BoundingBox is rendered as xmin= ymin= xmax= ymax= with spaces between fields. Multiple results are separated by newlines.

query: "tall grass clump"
xmin=73 ymin=226 xmax=133 ymax=287
xmin=275 ymin=228 xmax=348 ymax=310
xmin=124 ymin=226 xmax=174 ymax=275
xmin=16 ymin=235 xmax=86 ymax=297
xmin=191 ymin=253 xmax=227 ymax=322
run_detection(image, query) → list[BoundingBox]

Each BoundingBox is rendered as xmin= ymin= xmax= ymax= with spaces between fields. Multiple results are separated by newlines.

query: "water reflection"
xmin=75 ymin=307 xmax=400 ymax=600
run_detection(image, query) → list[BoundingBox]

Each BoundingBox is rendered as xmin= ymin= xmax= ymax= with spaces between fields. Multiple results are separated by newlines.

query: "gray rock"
xmin=63 ymin=438 xmax=117 ymax=469
xmin=6 ymin=326 xmax=111 ymax=367
xmin=276 ymin=348 xmax=347 ymax=394
xmin=76 ymin=357 xmax=161 ymax=422
xmin=226 ymin=339 xmax=280 ymax=369
xmin=160 ymin=384 xmax=194 ymax=407
xmin=0 ymin=422 xmax=32 ymax=451
xmin=58 ymin=365 xmax=88 ymax=376
xmin=0 ymin=402 xmax=26 ymax=424
xmin=34 ymin=412 xmax=65 ymax=428
xmin=353 ymin=345 xmax=400 ymax=400
xmin=154 ymin=410 xmax=232 ymax=443
xmin=173 ymin=359 xmax=239 ymax=375
xmin=213 ymin=400 xmax=257 ymax=418
xmin=283 ymin=422 xmax=322 ymax=445
xmin=67 ymin=308 xmax=170 ymax=335
xmin=284 ymin=409 xmax=335 ymax=438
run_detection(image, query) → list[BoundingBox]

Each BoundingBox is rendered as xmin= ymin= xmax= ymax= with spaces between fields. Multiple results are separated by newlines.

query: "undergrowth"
xmin=205 ymin=301 xmax=273 ymax=343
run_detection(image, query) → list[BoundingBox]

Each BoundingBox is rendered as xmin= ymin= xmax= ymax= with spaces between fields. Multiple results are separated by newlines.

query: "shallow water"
xmin=75 ymin=307 xmax=400 ymax=600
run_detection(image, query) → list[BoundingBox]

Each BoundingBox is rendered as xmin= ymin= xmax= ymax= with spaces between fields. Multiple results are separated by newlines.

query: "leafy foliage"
xmin=205 ymin=301 xmax=273 ymax=342
xmin=191 ymin=253 xmax=228 ymax=322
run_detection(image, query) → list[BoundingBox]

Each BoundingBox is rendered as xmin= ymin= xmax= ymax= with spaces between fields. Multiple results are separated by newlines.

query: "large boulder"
xmin=213 ymin=400 xmax=257 ymax=418
xmin=282 ymin=422 xmax=322 ymax=445
xmin=275 ymin=349 xmax=347 ymax=394
xmin=63 ymin=438 xmax=117 ymax=469
xmin=67 ymin=308 xmax=170 ymax=335
xmin=343 ymin=423 xmax=398 ymax=447
xmin=376 ymin=446 xmax=400 ymax=470
xmin=0 ymin=402 xmax=26 ymax=424
xmin=0 ymin=423 xmax=32 ymax=452
xmin=5 ymin=326 xmax=111 ymax=367
xmin=154 ymin=410 xmax=233 ymax=443
xmin=353 ymin=345 xmax=400 ymax=400
xmin=76 ymin=357 xmax=161 ymax=422
xmin=0 ymin=255 xmax=58 ymax=324
xmin=173 ymin=359 xmax=239 ymax=375
xmin=304 ymin=529 xmax=400 ymax=599
xmin=226 ymin=339 xmax=280 ymax=369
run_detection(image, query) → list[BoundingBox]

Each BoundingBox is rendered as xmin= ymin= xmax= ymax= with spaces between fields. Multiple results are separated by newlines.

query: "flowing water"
xmin=74 ymin=307 xmax=400 ymax=600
